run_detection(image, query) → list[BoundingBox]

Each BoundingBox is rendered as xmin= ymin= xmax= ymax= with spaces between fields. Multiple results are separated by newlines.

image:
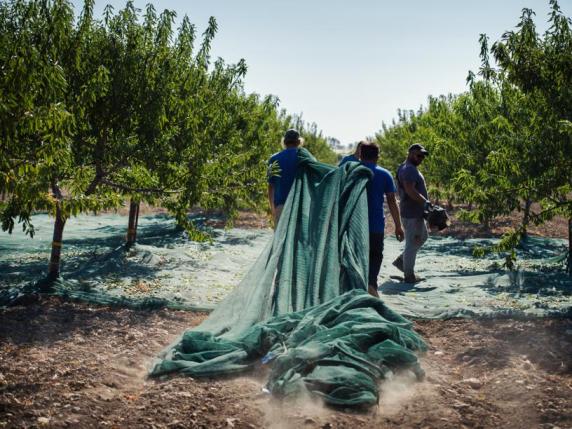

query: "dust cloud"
xmin=378 ymin=370 xmax=420 ymax=416
xmin=261 ymin=388 xmax=331 ymax=429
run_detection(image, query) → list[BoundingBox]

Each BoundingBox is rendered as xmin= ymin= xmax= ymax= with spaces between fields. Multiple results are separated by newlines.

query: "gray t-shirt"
xmin=397 ymin=161 xmax=428 ymax=219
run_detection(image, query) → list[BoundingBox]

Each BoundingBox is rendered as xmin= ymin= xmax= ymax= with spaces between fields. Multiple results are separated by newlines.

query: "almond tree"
xmin=488 ymin=1 xmax=572 ymax=270
xmin=1 ymin=0 xmax=336 ymax=280
xmin=373 ymin=1 xmax=571 ymax=270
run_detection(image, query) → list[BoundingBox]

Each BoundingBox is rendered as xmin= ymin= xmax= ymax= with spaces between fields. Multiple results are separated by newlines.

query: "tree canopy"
xmin=375 ymin=1 xmax=571 ymax=270
xmin=0 ymin=0 xmax=336 ymax=279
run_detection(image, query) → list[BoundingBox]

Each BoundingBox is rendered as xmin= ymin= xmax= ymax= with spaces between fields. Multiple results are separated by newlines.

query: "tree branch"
xmin=100 ymin=179 xmax=182 ymax=194
xmin=51 ymin=181 xmax=63 ymax=201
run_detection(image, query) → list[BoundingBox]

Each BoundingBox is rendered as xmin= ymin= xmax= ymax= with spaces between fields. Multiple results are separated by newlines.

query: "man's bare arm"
xmin=386 ymin=192 xmax=404 ymax=241
xmin=403 ymin=181 xmax=428 ymax=206
xmin=267 ymin=184 xmax=275 ymax=216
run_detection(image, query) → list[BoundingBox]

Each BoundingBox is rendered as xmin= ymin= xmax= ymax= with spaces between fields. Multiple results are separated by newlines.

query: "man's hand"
xmin=386 ymin=192 xmax=403 ymax=242
xmin=395 ymin=225 xmax=405 ymax=242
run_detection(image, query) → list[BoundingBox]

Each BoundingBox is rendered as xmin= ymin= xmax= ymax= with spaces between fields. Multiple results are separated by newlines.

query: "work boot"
xmin=367 ymin=284 xmax=380 ymax=298
xmin=403 ymin=275 xmax=425 ymax=284
xmin=392 ymin=255 xmax=404 ymax=272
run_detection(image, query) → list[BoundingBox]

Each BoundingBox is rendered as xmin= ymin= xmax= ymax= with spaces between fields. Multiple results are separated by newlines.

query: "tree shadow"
xmin=421 ymin=237 xmax=497 ymax=258
xmin=68 ymin=246 xmax=160 ymax=280
xmin=418 ymin=236 xmax=570 ymax=304
xmin=1 ymin=214 xmax=211 ymax=291
xmin=213 ymin=232 xmax=268 ymax=247
xmin=0 ymin=258 xmax=47 ymax=287
xmin=480 ymin=269 xmax=572 ymax=296
xmin=423 ymin=235 xmax=567 ymax=262
xmin=1 ymin=213 xmax=271 ymax=313
xmin=517 ymin=236 xmax=568 ymax=260
xmin=64 ymin=214 xmax=184 ymax=249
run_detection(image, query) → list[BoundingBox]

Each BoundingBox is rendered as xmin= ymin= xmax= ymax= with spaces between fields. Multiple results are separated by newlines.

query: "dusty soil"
xmin=224 ymin=206 xmax=570 ymax=239
xmin=1 ymin=297 xmax=571 ymax=429
xmin=1 ymin=209 xmax=570 ymax=428
xmin=383 ymin=203 xmax=569 ymax=240
xmin=434 ymin=203 xmax=569 ymax=240
xmin=109 ymin=201 xmax=569 ymax=239
xmin=105 ymin=204 xmax=270 ymax=229
xmin=203 ymin=210 xmax=270 ymax=230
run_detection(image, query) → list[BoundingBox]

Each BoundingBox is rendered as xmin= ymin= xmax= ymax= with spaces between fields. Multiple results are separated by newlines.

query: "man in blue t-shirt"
xmin=360 ymin=142 xmax=404 ymax=297
xmin=393 ymin=143 xmax=431 ymax=283
xmin=338 ymin=141 xmax=363 ymax=166
xmin=267 ymin=129 xmax=303 ymax=225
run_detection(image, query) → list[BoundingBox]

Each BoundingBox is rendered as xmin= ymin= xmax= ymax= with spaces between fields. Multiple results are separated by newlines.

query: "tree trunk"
xmin=483 ymin=219 xmax=490 ymax=231
xmin=447 ymin=195 xmax=453 ymax=211
xmin=126 ymin=200 xmax=140 ymax=248
xmin=568 ymin=218 xmax=572 ymax=276
xmin=134 ymin=201 xmax=140 ymax=237
xmin=46 ymin=202 xmax=66 ymax=284
xmin=522 ymin=199 xmax=532 ymax=239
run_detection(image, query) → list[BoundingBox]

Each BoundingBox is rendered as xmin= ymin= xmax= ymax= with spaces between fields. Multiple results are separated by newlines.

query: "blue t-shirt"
xmin=397 ymin=161 xmax=428 ymax=219
xmin=362 ymin=161 xmax=397 ymax=233
xmin=267 ymin=148 xmax=298 ymax=206
xmin=338 ymin=154 xmax=359 ymax=166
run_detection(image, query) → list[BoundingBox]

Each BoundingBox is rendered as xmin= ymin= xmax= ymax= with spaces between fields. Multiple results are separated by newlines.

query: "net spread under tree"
xmin=150 ymin=149 xmax=427 ymax=407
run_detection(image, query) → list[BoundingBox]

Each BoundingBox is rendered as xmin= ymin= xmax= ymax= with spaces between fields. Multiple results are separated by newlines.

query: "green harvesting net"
xmin=150 ymin=149 xmax=427 ymax=407
xmin=376 ymin=234 xmax=572 ymax=319
xmin=2 ymin=174 xmax=569 ymax=317
xmin=0 ymin=213 xmax=272 ymax=311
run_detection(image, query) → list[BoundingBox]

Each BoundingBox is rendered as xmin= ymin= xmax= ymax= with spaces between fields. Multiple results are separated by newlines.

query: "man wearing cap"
xmin=267 ymin=129 xmax=303 ymax=225
xmin=360 ymin=142 xmax=405 ymax=297
xmin=393 ymin=143 xmax=431 ymax=283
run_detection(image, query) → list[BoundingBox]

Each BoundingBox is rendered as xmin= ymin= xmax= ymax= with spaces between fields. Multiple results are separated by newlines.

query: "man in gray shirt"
xmin=393 ymin=144 xmax=431 ymax=283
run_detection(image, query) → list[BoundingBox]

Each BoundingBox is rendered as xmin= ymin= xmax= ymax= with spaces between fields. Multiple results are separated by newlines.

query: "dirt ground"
xmin=225 ymin=205 xmax=570 ymax=239
xmin=383 ymin=204 xmax=570 ymax=240
xmin=110 ymin=202 xmax=570 ymax=239
xmin=1 ymin=209 xmax=571 ymax=428
xmin=0 ymin=298 xmax=570 ymax=429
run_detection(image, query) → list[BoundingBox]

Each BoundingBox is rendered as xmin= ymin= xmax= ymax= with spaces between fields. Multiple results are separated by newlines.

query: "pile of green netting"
xmin=150 ymin=149 xmax=427 ymax=408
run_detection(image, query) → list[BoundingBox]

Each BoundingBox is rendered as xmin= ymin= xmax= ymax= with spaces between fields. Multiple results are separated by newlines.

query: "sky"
xmin=71 ymin=0 xmax=571 ymax=145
